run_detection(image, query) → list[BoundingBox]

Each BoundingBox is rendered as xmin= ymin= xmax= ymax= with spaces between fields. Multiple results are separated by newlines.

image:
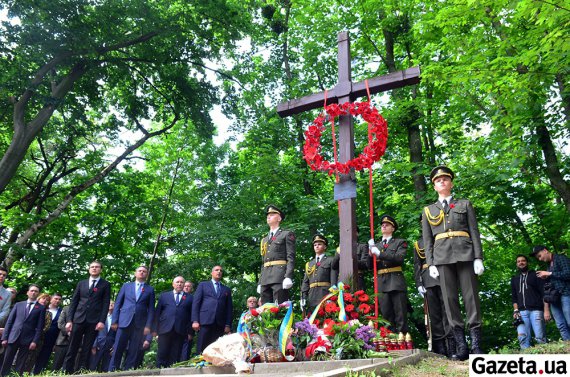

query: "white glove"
xmin=429 ymin=265 xmax=439 ymax=279
xmin=418 ymin=286 xmax=426 ymax=297
xmin=474 ymin=259 xmax=485 ymax=275
xmin=368 ymin=239 xmax=376 ymax=246
xmin=300 ymin=298 xmax=306 ymax=308
xmin=256 ymin=285 xmax=261 ymax=294
xmin=282 ymin=278 xmax=293 ymax=289
xmin=370 ymin=246 xmax=380 ymax=257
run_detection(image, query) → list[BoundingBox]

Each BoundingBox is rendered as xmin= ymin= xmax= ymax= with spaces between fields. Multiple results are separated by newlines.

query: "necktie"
xmin=443 ymin=199 xmax=449 ymax=213
xmin=316 ymin=256 xmax=321 ymax=266
xmin=382 ymin=239 xmax=388 ymax=248
xmin=175 ymin=293 xmax=180 ymax=305
xmin=90 ymin=280 xmax=96 ymax=292
xmin=215 ymin=282 xmax=220 ymax=296
xmin=270 ymin=232 xmax=274 ymax=240
xmin=25 ymin=302 xmax=34 ymax=318
xmin=136 ymin=283 xmax=142 ymax=301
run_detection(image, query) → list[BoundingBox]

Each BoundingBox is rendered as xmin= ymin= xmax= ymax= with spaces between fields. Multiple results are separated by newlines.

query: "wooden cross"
xmin=277 ymin=31 xmax=420 ymax=287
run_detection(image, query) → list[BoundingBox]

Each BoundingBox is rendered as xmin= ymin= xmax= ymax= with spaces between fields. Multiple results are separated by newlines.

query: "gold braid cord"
xmin=305 ymin=261 xmax=316 ymax=276
xmin=414 ymin=241 xmax=425 ymax=259
xmin=260 ymin=239 xmax=268 ymax=256
xmin=424 ymin=207 xmax=444 ymax=226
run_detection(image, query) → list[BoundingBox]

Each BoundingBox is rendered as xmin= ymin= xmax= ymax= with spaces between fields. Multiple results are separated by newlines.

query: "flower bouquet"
xmin=237 ymin=301 xmax=293 ymax=363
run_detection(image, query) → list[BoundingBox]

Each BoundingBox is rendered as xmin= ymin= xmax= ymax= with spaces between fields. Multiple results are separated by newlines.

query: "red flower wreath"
xmin=303 ymin=102 xmax=388 ymax=175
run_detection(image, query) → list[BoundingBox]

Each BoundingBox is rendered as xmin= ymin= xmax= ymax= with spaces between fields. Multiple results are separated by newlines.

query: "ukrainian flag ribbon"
xmin=308 ymin=282 xmax=347 ymax=324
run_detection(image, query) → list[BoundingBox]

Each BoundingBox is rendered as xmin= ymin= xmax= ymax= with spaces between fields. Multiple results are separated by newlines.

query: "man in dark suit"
xmin=154 ymin=276 xmax=193 ymax=368
xmin=88 ymin=301 xmax=115 ymax=372
xmin=192 ymin=266 xmax=233 ymax=354
xmin=63 ymin=260 xmax=111 ymax=373
xmin=33 ymin=292 xmax=63 ymax=374
xmin=108 ymin=265 xmax=155 ymax=371
xmin=258 ymin=205 xmax=296 ymax=304
xmin=301 ymin=235 xmax=338 ymax=312
xmin=51 ymin=306 xmax=70 ymax=371
xmin=0 ymin=284 xmax=46 ymax=376
xmin=369 ymin=214 xmax=408 ymax=334
xmin=422 ymin=166 xmax=484 ymax=360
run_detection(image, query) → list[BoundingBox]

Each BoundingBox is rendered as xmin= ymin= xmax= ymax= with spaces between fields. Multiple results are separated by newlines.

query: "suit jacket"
xmin=0 ymin=287 xmax=12 ymax=326
xmin=68 ymin=278 xmax=111 ymax=325
xmin=55 ymin=306 xmax=70 ymax=346
xmin=422 ymin=198 xmax=483 ymax=266
xmin=191 ymin=281 xmax=232 ymax=327
xmin=371 ymin=238 xmax=407 ymax=293
xmin=1 ymin=301 xmax=46 ymax=345
xmin=93 ymin=315 xmax=116 ymax=350
xmin=112 ymin=282 xmax=155 ymax=329
xmin=301 ymin=254 xmax=338 ymax=308
xmin=154 ymin=291 xmax=193 ymax=335
xmin=260 ymin=229 xmax=296 ymax=285
xmin=413 ymin=238 xmax=440 ymax=289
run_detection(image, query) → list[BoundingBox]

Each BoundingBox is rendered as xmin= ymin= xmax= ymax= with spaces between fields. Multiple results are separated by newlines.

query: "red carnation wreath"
xmin=303 ymin=102 xmax=388 ymax=175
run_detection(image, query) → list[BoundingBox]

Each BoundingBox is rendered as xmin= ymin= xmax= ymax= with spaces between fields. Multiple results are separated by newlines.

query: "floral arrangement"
xmin=303 ymin=101 xmax=388 ymax=176
xmin=312 ymin=289 xmax=372 ymax=324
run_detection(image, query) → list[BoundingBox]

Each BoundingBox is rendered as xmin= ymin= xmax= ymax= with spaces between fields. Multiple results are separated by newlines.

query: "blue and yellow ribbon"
xmin=308 ymin=282 xmax=347 ymax=323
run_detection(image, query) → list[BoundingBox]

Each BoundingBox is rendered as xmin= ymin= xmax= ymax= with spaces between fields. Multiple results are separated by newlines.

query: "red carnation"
xmin=354 ymin=290 xmax=365 ymax=296
xmin=345 ymin=304 xmax=355 ymax=312
xmin=93 ymin=288 xmax=98 ymax=292
xmin=250 ymin=309 xmax=259 ymax=317
xmin=450 ymin=203 xmax=455 ymax=209
xmin=329 ymin=295 xmax=338 ymax=302
xmin=343 ymin=293 xmax=354 ymax=303
xmin=270 ymin=307 xmax=279 ymax=314
xmin=318 ymin=308 xmax=325 ymax=317
xmin=350 ymin=311 xmax=359 ymax=319
xmin=358 ymin=294 xmax=369 ymax=302
xmin=358 ymin=303 xmax=371 ymax=314
xmin=325 ymin=302 xmax=339 ymax=313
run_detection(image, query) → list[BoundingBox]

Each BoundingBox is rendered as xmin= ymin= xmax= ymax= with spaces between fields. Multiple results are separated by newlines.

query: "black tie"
xmin=25 ymin=302 xmax=33 ymax=318
xmin=382 ymin=239 xmax=388 ymax=248
xmin=443 ymin=199 xmax=449 ymax=213
xmin=90 ymin=280 xmax=96 ymax=292
xmin=316 ymin=256 xmax=321 ymax=265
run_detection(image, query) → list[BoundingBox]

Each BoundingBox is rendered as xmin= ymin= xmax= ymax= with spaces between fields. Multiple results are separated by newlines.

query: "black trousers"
xmin=0 ymin=341 xmax=30 ymax=377
xmin=63 ymin=321 xmax=98 ymax=373
xmin=196 ymin=324 xmax=224 ymax=354
xmin=425 ymin=285 xmax=451 ymax=340
xmin=260 ymin=283 xmax=289 ymax=305
xmin=380 ymin=290 xmax=408 ymax=333
xmin=156 ymin=330 xmax=184 ymax=368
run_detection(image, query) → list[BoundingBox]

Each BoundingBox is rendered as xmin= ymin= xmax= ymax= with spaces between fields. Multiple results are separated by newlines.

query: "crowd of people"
xmin=0 ymin=164 xmax=568 ymax=375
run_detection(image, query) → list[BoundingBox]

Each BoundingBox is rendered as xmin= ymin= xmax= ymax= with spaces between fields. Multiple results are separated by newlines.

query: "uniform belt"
xmin=422 ymin=264 xmax=429 ymax=270
xmin=379 ymin=266 xmax=403 ymax=275
xmin=264 ymin=260 xmax=287 ymax=267
xmin=435 ymin=230 xmax=470 ymax=240
xmin=309 ymin=282 xmax=331 ymax=288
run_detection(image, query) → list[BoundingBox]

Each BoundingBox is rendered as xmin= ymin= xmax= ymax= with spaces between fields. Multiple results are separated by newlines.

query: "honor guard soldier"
xmin=413 ymin=231 xmax=453 ymax=357
xmin=422 ymin=166 xmax=484 ymax=360
xmin=301 ymin=235 xmax=339 ymax=313
xmin=258 ymin=205 xmax=296 ymax=304
xmin=368 ymin=215 xmax=408 ymax=334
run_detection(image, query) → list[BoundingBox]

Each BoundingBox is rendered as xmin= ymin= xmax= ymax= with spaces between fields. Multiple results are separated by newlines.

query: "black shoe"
xmin=432 ymin=339 xmax=447 ymax=356
xmin=452 ymin=327 xmax=469 ymax=361
xmin=470 ymin=327 xmax=484 ymax=354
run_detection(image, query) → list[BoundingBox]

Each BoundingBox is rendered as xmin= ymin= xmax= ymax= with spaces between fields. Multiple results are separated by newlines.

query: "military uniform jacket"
xmin=260 ymin=229 xmax=296 ymax=285
xmin=372 ymin=238 xmax=407 ymax=293
xmin=357 ymin=243 xmax=370 ymax=272
xmin=301 ymin=254 xmax=338 ymax=308
xmin=422 ymin=198 xmax=483 ymax=266
xmin=413 ymin=238 xmax=440 ymax=289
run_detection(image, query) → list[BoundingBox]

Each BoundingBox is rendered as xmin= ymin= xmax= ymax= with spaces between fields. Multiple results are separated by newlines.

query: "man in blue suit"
xmin=0 ymin=284 xmax=46 ymax=376
xmin=192 ymin=265 xmax=233 ymax=354
xmin=88 ymin=300 xmax=115 ymax=372
xmin=154 ymin=276 xmax=193 ymax=368
xmin=108 ymin=265 xmax=155 ymax=371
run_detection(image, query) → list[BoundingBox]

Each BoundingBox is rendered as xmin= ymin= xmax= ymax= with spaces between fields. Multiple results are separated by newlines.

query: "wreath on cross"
xmin=302 ymin=102 xmax=388 ymax=176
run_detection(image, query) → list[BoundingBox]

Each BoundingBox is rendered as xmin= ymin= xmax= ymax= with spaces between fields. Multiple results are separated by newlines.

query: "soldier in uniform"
xmin=368 ymin=215 xmax=408 ymax=334
xmin=301 ymin=235 xmax=339 ymax=313
xmin=422 ymin=166 xmax=484 ymax=360
xmin=257 ymin=205 xmax=296 ymax=304
xmin=413 ymin=231 xmax=452 ymax=357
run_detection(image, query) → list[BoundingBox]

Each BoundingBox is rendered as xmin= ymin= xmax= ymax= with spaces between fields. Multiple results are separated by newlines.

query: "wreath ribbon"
xmin=308 ymin=282 xmax=348 ymax=324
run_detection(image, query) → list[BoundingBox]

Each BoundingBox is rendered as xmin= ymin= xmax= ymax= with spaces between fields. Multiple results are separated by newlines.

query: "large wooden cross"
xmin=277 ymin=31 xmax=420 ymax=287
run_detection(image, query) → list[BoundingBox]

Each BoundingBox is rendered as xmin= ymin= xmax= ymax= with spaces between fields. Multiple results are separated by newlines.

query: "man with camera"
xmin=531 ymin=245 xmax=570 ymax=341
xmin=510 ymin=255 xmax=547 ymax=349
